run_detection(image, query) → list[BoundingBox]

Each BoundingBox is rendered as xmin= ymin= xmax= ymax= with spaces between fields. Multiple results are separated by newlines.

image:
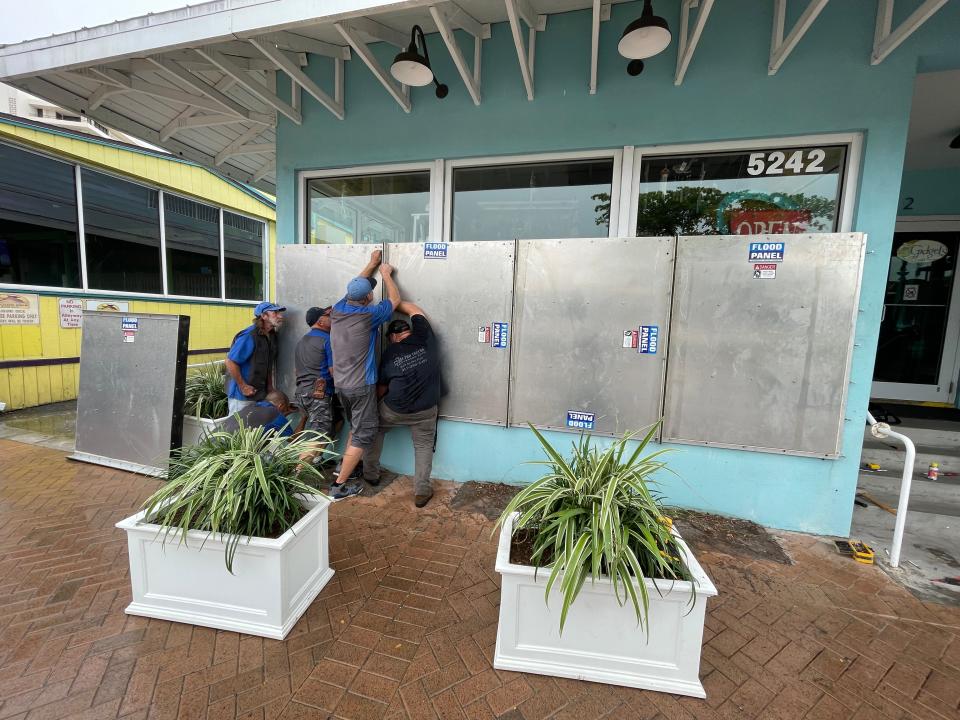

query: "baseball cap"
xmin=254 ymin=301 xmax=286 ymax=317
xmin=346 ymin=276 xmax=378 ymax=301
xmin=387 ymin=319 xmax=410 ymax=335
xmin=305 ymin=306 xmax=332 ymax=326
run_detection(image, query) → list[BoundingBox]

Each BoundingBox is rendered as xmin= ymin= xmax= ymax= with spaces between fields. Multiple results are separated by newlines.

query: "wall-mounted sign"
xmin=86 ymin=299 xmax=130 ymax=312
xmin=424 ymin=242 xmax=448 ymax=259
xmin=638 ymin=325 xmax=659 ymax=354
xmin=566 ymin=411 xmax=595 ymax=430
xmin=903 ymin=284 xmax=919 ymax=302
xmin=753 ymin=264 xmax=777 ymax=280
xmin=0 ymin=292 xmax=40 ymax=325
xmin=491 ymin=322 xmax=509 ymax=349
xmin=623 ymin=330 xmax=639 ymax=348
xmin=477 ymin=325 xmax=491 ymax=343
xmin=731 ymin=210 xmax=810 ymax=235
xmin=745 ymin=148 xmax=831 ymax=176
xmin=748 ymin=242 xmax=785 ymax=262
xmin=58 ymin=298 xmax=83 ymax=328
xmin=896 ymin=239 xmax=949 ymax=265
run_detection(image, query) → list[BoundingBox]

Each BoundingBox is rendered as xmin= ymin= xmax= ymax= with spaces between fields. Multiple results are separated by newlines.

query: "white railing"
xmin=865 ymin=412 xmax=915 ymax=569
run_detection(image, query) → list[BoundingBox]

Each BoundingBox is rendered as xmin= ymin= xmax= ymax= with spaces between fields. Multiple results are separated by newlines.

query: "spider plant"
xmin=184 ymin=362 xmax=228 ymax=420
xmin=495 ymin=422 xmax=694 ymax=634
xmin=142 ymin=425 xmax=330 ymax=573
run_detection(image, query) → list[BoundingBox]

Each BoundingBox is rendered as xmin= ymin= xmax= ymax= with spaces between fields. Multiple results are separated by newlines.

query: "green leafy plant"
xmin=496 ymin=422 xmax=694 ymax=633
xmin=184 ymin=362 xmax=228 ymax=420
xmin=142 ymin=426 xmax=330 ymax=572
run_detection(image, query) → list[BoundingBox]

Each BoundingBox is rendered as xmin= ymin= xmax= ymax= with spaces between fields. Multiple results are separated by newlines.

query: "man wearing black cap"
xmin=363 ymin=301 xmax=441 ymax=508
xmin=294 ymin=305 xmax=338 ymax=461
xmin=224 ymin=301 xmax=286 ymax=416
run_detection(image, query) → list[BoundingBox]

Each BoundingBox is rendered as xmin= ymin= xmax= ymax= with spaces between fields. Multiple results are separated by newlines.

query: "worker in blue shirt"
xmin=220 ymin=390 xmax=295 ymax=436
xmin=224 ymin=301 xmax=286 ymax=415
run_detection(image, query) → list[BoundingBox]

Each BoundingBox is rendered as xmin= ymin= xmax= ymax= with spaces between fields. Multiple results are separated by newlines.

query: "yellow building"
xmin=0 ymin=114 xmax=276 ymax=411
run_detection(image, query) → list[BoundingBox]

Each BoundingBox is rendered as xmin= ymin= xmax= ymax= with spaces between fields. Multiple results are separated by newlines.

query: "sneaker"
xmin=366 ymin=475 xmax=381 ymax=487
xmin=414 ymin=490 xmax=434 ymax=508
xmin=330 ymin=481 xmax=363 ymax=501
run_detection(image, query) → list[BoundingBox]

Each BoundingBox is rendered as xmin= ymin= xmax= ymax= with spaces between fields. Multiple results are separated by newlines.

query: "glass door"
xmin=872 ymin=219 xmax=960 ymax=403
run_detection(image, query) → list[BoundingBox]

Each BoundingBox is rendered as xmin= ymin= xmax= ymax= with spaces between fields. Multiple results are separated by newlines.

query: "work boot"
xmin=414 ymin=490 xmax=433 ymax=508
xmin=330 ymin=481 xmax=363 ymax=501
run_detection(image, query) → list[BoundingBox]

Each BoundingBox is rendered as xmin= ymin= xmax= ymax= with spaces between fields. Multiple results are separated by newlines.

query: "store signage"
xmin=567 ymin=411 xmax=595 ymax=430
xmin=638 ymin=325 xmax=659 ymax=354
xmin=896 ymin=239 xmax=948 ymax=265
xmin=424 ymin=242 xmax=448 ymax=259
xmin=748 ymin=242 xmax=785 ymax=262
xmin=58 ymin=298 xmax=83 ymax=328
xmin=746 ymin=149 xmax=828 ymax=176
xmin=731 ymin=210 xmax=810 ymax=235
xmin=0 ymin=292 xmax=40 ymax=325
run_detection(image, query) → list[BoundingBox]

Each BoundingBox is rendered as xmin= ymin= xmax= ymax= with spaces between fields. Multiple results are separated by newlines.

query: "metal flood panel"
xmin=662 ymin=233 xmax=865 ymax=458
xmin=510 ymin=237 xmax=675 ymax=436
xmin=275 ymin=243 xmax=383 ymax=396
xmin=386 ymin=241 xmax=515 ymax=425
xmin=72 ymin=311 xmax=189 ymax=475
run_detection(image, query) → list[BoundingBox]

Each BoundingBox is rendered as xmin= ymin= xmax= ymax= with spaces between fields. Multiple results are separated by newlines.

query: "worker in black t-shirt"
xmin=362 ymin=301 xmax=440 ymax=508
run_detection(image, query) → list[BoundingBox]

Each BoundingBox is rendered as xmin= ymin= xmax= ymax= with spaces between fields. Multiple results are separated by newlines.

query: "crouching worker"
xmin=363 ymin=301 xmax=440 ymax=508
xmin=220 ymin=390 xmax=295 ymax=437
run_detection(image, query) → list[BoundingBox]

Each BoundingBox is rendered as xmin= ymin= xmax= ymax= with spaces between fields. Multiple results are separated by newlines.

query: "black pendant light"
xmin=618 ymin=0 xmax=672 ymax=71
xmin=390 ymin=25 xmax=449 ymax=99
xmin=950 ymin=132 xmax=960 ymax=149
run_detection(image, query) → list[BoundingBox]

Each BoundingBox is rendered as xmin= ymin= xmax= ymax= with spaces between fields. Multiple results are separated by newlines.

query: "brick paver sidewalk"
xmin=0 ymin=439 xmax=958 ymax=720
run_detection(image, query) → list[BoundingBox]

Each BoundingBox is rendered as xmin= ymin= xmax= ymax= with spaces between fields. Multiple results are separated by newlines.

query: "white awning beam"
xmin=215 ymin=126 xmax=263 ymax=166
xmin=429 ymin=4 xmax=488 ymax=106
xmin=768 ymin=0 xmax=830 ymax=75
xmin=159 ymin=77 xmax=236 ymax=141
xmin=145 ymin=57 xmax=257 ymax=121
xmin=86 ymin=85 xmax=127 ymax=110
xmin=675 ymin=0 xmax=715 ymax=85
xmin=88 ymin=67 xmax=233 ymax=113
xmin=259 ymin=31 xmax=352 ymax=60
xmin=504 ymin=0 xmax=546 ymax=101
xmin=588 ymin=1 xmax=612 ymax=95
xmin=342 ymin=16 xmax=409 ymax=48
xmin=871 ymin=0 xmax=949 ymax=65
xmin=249 ymin=37 xmax=345 ymax=120
xmin=253 ymin=161 xmax=276 ymax=183
xmin=335 ymin=20 xmax=411 ymax=113
xmin=196 ymin=47 xmax=303 ymax=124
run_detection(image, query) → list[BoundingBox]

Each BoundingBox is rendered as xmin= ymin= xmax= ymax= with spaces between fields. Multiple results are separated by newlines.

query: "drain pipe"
xmin=865 ymin=412 xmax=915 ymax=568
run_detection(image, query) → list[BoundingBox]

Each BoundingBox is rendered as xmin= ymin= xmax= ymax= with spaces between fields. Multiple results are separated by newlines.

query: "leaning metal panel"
xmin=510 ymin=237 xmax=675 ymax=436
xmin=276 ymin=243 xmax=383 ymax=397
xmin=662 ymin=233 xmax=866 ymax=458
xmin=385 ymin=241 xmax=515 ymax=425
xmin=71 ymin=311 xmax=189 ymax=475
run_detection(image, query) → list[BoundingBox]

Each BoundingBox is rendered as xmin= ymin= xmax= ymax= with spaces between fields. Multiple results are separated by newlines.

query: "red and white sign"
xmin=622 ymin=330 xmax=639 ymax=348
xmin=477 ymin=325 xmax=491 ymax=343
xmin=753 ymin=263 xmax=777 ymax=279
xmin=731 ymin=210 xmax=810 ymax=235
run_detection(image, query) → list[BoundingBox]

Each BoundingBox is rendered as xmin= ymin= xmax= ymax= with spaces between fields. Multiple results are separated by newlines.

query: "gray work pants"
xmin=363 ymin=401 xmax=438 ymax=495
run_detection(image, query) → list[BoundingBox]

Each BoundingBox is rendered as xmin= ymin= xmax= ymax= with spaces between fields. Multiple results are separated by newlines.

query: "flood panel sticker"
xmin=121 ymin=316 xmax=139 ymax=331
xmin=492 ymin=322 xmax=509 ymax=349
xmin=424 ymin=242 xmax=448 ymax=259
xmin=753 ymin=263 xmax=777 ymax=279
xmin=567 ymin=411 xmax=595 ymax=430
xmin=623 ymin=330 xmax=639 ymax=348
xmin=638 ymin=325 xmax=659 ymax=354
xmin=748 ymin=241 xmax=785 ymax=262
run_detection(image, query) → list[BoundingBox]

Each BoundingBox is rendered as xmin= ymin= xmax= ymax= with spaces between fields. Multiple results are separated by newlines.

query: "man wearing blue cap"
xmin=329 ymin=249 xmax=400 ymax=499
xmin=224 ymin=301 xmax=286 ymax=416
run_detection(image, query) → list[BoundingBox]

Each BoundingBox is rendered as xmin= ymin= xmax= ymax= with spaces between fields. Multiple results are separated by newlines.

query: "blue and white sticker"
xmin=567 ymin=411 xmax=595 ymax=430
xmin=121 ymin=316 xmax=139 ymax=331
xmin=491 ymin=321 xmax=509 ymax=349
xmin=638 ymin=325 xmax=658 ymax=354
xmin=424 ymin=242 xmax=448 ymax=259
xmin=748 ymin=241 xmax=785 ymax=262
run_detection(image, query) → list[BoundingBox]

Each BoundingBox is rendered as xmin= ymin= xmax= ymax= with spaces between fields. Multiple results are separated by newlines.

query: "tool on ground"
xmin=856 ymin=491 xmax=897 ymax=516
xmin=862 ymin=462 xmax=882 ymax=471
xmin=927 ymin=462 xmax=939 ymax=481
xmin=834 ymin=540 xmax=875 ymax=564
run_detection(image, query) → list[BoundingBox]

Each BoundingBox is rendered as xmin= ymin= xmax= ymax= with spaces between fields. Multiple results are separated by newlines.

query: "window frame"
xmin=625 ymin=133 xmax=863 ymax=237
xmin=444 ymin=149 xmax=623 ymax=242
xmin=299 ymin=161 xmax=442 ymax=246
xmin=0 ymin=138 xmax=269 ymax=305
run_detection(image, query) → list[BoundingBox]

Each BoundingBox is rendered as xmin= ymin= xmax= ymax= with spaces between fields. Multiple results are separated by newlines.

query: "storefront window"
xmin=634 ymin=145 xmax=847 ymax=236
xmin=164 ymin=194 xmax=221 ymax=298
xmin=82 ymin=169 xmax=162 ymax=293
xmin=307 ymin=172 xmax=430 ymax=244
xmin=224 ymin=211 xmax=264 ymax=300
xmin=452 ymin=159 xmax=614 ymax=241
xmin=0 ymin=143 xmax=81 ymax=287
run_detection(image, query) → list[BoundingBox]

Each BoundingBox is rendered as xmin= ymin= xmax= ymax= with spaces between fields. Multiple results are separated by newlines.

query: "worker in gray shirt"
xmin=328 ymin=249 xmax=400 ymax=500
xmin=294 ymin=305 xmax=339 ymax=465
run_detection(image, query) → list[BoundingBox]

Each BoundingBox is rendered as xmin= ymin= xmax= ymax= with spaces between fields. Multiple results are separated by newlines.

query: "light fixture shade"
xmin=618 ymin=0 xmax=672 ymax=60
xmin=390 ymin=48 xmax=434 ymax=86
xmin=951 ymin=132 xmax=960 ymax=149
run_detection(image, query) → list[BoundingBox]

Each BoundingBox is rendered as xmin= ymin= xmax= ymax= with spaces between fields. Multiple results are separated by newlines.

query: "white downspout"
xmin=865 ymin=412 xmax=915 ymax=568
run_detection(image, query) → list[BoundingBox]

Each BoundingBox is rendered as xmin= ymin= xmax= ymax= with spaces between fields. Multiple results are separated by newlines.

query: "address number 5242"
xmin=746 ymin=149 xmax=826 ymax=176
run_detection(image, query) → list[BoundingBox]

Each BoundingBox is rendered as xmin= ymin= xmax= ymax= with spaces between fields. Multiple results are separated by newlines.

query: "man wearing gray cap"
xmin=328 ymin=249 xmax=400 ymax=499
xmin=294 ymin=305 xmax=337 ymax=464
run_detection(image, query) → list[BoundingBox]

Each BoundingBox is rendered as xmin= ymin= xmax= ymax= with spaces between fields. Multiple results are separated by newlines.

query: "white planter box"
xmin=116 ymin=494 xmax=334 ymax=640
xmin=494 ymin=514 xmax=718 ymax=698
xmin=181 ymin=414 xmax=229 ymax=446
